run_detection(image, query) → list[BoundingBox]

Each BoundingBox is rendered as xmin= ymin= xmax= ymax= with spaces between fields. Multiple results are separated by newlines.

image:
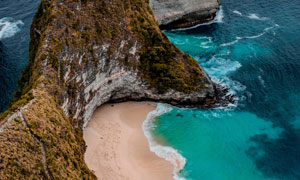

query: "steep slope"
xmin=0 ymin=0 xmax=221 ymax=178
xmin=150 ymin=0 xmax=220 ymax=29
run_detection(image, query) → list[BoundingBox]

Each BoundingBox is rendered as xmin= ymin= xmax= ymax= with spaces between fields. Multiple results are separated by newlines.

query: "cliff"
xmin=150 ymin=0 xmax=220 ymax=29
xmin=0 ymin=0 xmax=223 ymax=179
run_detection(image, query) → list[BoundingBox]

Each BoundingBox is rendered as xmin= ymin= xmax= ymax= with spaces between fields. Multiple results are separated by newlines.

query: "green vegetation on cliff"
xmin=0 ymin=90 xmax=95 ymax=179
xmin=129 ymin=1 xmax=204 ymax=93
xmin=0 ymin=0 xmax=212 ymax=179
xmin=11 ymin=0 xmax=205 ymax=101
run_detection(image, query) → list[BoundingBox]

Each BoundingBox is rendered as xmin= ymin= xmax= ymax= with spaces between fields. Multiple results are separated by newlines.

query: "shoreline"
xmin=83 ymin=102 xmax=174 ymax=180
xmin=163 ymin=6 xmax=224 ymax=31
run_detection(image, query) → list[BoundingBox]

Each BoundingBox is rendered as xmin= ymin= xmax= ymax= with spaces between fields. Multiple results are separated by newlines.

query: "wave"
xmin=247 ymin=13 xmax=269 ymax=21
xmin=220 ymin=24 xmax=279 ymax=47
xmin=199 ymin=56 xmax=245 ymax=105
xmin=214 ymin=6 xmax=224 ymax=23
xmin=172 ymin=6 xmax=224 ymax=31
xmin=202 ymin=57 xmax=242 ymax=76
xmin=242 ymin=32 xmax=265 ymax=39
xmin=143 ymin=103 xmax=187 ymax=180
xmin=212 ymin=75 xmax=246 ymax=104
xmin=167 ymin=33 xmax=246 ymax=104
xmin=194 ymin=36 xmax=212 ymax=41
xmin=0 ymin=18 xmax=24 ymax=40
xmin=233 ymin=10 xmax=242 ymax=16
xmin=232 ymin=10 xmax=269 ymax=21
xmin=258 ymin=75 xmax=265 ymax=87
xmin=220 ymin=39 xmax=239 ymax=47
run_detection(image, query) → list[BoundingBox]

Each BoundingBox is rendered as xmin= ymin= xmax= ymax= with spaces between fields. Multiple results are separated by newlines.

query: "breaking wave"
xmin=199 ymin=56 xmax=245 ymax=100
xmin=232 ymin=10 xmax=269 ymax=21
xmin=247 ymin=13 xmax=269 ymax=21
xmin=214 ymin=6 xmax=224 ymax=23
xmin=233 ymin=10 xmax=242 ymax=16
xmin=172 ymin=6 xmax=224 ymax=31
xmin=0 ymin=17 xmax=23 ymax=40
xmin=143 ymin=103 xmax=187 ymax=180
xmin=220 ymin=24 xmax=279 ymax=47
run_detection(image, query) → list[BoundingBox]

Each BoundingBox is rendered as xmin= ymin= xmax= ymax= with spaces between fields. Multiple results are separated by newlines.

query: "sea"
xmin=0 ymin=0 xmax=40 ymax=111
xmin=144 ymin=0 xmax=300 ymax=180
xmin=1 ymin=0 xmax=300 ymax=180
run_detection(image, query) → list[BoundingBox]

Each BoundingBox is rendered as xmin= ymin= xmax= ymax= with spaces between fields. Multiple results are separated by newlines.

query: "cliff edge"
xmin=0 ymin=0 xmax=222 ymax=179
xmin=150 ymin=0 xmax=220 ymax=29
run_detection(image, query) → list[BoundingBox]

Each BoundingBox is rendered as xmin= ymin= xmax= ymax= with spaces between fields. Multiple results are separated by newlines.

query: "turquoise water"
xmin=1 ymin=0 xmax=300 ymax=179
xmin=149 ymin=0 xmax=300 ymax=179
xmin=153 ymin=108 xmax=282 ymax=180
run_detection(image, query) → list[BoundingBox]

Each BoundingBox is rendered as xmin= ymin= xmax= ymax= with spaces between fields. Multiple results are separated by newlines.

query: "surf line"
xmin=143 ymin=103 xmax=187 ymax=180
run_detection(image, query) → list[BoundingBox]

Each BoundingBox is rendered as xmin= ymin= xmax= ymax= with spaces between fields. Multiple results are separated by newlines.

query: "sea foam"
xmin=232 ymin=10 xmax=269 ymax=21
xmin=233 ymin=10 xmax=243 ymax=16
xmin=143 ymin=103 xmax=187 ymax=180
xmin=214 ymin=6 xmax=224 ymax=23
xmin=199 ymin=55 xmax=245 ymax=106
xmin=247 ymin=13 xmax=269 ymax=21
xmin=172 ymin=6 xmax=224 ymax=31
xmin=220 ymin=24 xmax=279 ymax=47
xmin=0 ymin=17 xmax=23 ymax=40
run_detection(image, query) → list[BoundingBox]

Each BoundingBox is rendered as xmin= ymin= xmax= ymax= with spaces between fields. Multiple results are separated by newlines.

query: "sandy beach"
xmin=83 ymin=102 xmax=173 ymax=180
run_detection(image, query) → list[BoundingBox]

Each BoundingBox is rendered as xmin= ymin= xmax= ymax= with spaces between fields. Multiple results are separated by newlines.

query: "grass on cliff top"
xmin=6 ymin=0 xmax=206 ymax=112
xmin=0 ymin=117 xmax=47 ymax=179
xmin=0 ymin=0 xmax=208 ymax=178
xmin=0 ymin=90 xmax=96 ymax=179
xmin=23 ymin=90 xmax=95 ymax=179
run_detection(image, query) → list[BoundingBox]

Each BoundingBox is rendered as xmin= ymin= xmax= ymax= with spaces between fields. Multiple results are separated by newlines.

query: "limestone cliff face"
xmin=16 ymin=0 xmax=218 ymax=129
xmin=0 ymin=0 xmax=222 ymax=178
xmin=150 ymin=0 xmax=220 ymax=29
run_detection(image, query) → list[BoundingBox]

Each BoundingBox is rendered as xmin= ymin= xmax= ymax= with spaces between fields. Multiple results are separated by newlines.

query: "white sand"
xmin=84 ymin=102 xmax=173 ymax=180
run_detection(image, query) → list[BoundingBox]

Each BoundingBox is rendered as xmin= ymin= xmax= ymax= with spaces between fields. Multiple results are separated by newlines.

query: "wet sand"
xmin=84 ymin=102 xmax=173 ymax=180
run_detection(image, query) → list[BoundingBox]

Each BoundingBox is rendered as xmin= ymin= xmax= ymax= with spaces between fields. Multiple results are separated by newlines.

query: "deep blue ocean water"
xmin=147 ymin=0 xmax=300 ymax=180
xmin=0 ymin=0 xmax=40 ymax=112
xmin=1 ymin=0 xmax=300 ymax=180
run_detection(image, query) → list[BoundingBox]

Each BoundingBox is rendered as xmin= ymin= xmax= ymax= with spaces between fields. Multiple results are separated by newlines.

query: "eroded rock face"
xmin=17 ymin=0 xmax=218 ymax=128
xmin=0 ymin=0 xmax=223 ymax=178
xmin=150 ymin=0 xmax=220 ymax=29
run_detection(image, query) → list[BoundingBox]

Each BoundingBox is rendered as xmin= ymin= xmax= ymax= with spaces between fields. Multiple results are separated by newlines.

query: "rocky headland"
xmin=150 ymin=0 xmax=220 ymax=29
xmin=0 ymin=0 xmax=225 ymax=179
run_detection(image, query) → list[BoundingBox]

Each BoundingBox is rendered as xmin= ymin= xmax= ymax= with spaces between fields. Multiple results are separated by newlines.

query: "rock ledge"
xmin=150 ymin=0 xmax=220 ymax=29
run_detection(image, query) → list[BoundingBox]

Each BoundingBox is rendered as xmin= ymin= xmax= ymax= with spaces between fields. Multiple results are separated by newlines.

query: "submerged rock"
xmin=150 ymin=0 xmax=220 ymax=29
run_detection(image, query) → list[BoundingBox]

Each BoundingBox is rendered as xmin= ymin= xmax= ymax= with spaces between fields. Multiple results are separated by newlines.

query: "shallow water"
xmin=1 ymin=0 xmax=300 ymax=179
xmin=149 ymin=0 xmax=300 ymax=179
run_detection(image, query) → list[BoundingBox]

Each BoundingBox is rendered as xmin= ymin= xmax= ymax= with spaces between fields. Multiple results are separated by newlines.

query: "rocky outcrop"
xmin=14 ymin=0 xmax=219 ymax=129
xmin=0 ymin=0 xmax=225 ymax=178
xmin=150 ymin=0 xmax=220 ymax=29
